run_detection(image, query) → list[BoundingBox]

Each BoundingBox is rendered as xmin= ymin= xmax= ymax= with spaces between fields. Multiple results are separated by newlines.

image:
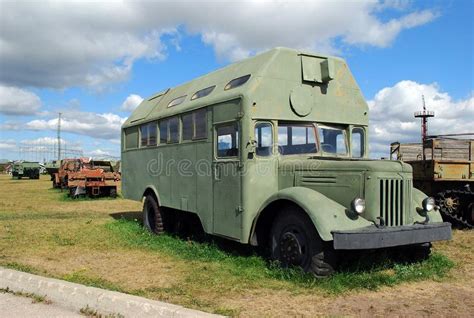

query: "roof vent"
xmin=301 ymin=55 xmax=334 ymax=83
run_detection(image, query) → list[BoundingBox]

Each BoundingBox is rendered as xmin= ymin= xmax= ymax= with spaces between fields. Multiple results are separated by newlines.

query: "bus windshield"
xmin=317 ymin=124 xmax=348 ymax=156
xmin=278 ymin=123 xmax=318 ymax=155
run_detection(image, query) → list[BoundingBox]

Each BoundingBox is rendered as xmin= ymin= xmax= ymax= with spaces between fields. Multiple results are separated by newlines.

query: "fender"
xmin=412 ymin=188 xmax=443 ymax=223
xmin=142 ymin=185 xmax=162 ymax=206
xmin=254 ymin=187 xmax=372 ymax=241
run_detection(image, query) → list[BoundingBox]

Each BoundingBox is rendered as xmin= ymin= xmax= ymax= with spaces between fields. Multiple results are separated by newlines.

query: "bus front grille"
xmin=379 ymin=179 xmax=410 ymax=226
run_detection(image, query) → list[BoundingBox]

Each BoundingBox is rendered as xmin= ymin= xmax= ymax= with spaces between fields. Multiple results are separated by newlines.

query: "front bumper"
xmin=332 ymin=222 xmax=452 ymax=250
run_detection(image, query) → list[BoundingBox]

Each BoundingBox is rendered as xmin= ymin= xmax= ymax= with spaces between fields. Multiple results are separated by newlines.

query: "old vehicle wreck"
xmin=121 ymin=48 xmax=451 ymax=277
xmin=53 ymin=158 xmax=120 ymax=198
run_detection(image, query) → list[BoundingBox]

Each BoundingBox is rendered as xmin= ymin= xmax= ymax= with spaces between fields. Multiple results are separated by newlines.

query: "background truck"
xmin=44 ymin=160 xmax=60 ymax=185
xmin=391 ymin=137 xmax=473 ymax=228
xmin=11 ymin=161 xmax=40 ymax=179
xmin=54 ymin=158 xmax=120 ymax=198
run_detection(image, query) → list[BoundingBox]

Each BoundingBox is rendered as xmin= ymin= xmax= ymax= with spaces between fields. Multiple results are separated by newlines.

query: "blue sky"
xmin=0 ymin=0 xmax=473 ymax=160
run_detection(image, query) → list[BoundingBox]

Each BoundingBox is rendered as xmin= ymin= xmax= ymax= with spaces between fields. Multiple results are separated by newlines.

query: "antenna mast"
xmin=57 ymin=112 xmax=62 ymax=161
xmin=414 ymin=95 xmax=434 ymax=160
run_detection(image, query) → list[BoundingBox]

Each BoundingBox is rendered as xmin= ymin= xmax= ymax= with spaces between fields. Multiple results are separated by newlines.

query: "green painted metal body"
xmin=12 ymin=161 xmax=40 ymax=179
xmin=121 ymin=47 xmax=444 ymax=245
xmin=45 ymin=160 xmax=60 ymax=181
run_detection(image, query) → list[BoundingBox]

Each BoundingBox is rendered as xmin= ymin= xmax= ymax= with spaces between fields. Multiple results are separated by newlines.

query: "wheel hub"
xmin=279 ymin=232 xmax=303 ymax=266
xmin=442 ymin=196 xmax=460 ymax=214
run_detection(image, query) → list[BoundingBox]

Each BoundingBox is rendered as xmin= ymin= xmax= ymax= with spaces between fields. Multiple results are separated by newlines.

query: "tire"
xmin=69 ymin=187 xmax=77 ymax=198
xmin=61 ymin=176 xmax=68 ymax=189
xmin=412 ymin=243 xmax=432 ymax=261
xmin=395 ymin=243 xmax=431 ymax=263
xmin=270 ymin=206 xmax=337 ymax=278
xmin=143 ymin=195 xmax=164 ymax=235
xmin=109 ymin=188 xmax=117 ymax=198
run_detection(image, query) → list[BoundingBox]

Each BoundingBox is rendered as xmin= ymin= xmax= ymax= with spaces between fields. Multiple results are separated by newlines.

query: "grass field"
xmin=0 ymin=175 xmax=473 ymax=316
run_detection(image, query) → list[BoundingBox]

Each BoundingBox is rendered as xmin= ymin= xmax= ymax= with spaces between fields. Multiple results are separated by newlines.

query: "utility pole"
xmin=57 ymin=112 xmax=62 ymax=161
xmin=414 ymin=95 xmax=434 ymax=160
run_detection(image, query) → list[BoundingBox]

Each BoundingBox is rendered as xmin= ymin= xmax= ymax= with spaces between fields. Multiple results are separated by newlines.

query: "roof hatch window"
xmin=191 ymin=86 xmax=215 ymax=100
xmin=167 ymin=95 xmax=187 ymax=107
xmin=224 ymin=74 xmax=251 ymax=90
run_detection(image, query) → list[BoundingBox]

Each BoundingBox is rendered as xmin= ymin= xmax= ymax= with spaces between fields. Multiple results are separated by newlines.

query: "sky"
xmin=0 ymin=0 xmax=473 ymax=161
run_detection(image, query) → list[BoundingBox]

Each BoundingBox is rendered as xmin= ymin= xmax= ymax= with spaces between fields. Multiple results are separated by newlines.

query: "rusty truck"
xmin=53 ymin=158 xmax=120 ymax=198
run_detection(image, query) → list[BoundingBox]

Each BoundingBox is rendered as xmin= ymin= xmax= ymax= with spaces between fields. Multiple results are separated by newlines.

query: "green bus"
xmin=121 ymin=48 xmax=451 ymax=276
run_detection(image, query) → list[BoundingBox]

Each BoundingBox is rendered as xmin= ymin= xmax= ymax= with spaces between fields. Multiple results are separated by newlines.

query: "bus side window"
xmin=140 ymin=124 xmax=148 ymax=147
xmin=148 ymin=123 xmax=157 ymax=146
xmin=159 ymin=119 xmax=168 ymax=144
xmin=255 ymin=122 xmax=273 ymax=156
xmin=124 ymin=126 xmax=138 ymax=149
xmin=217 ymin=123 xmax=239 ymax=158
xmin=168 ymin=116 xmax=179 ymax=143
xmin=352 ymin=127 xmax=365 ymax=158
xmin=194 ymin=108 xmax=207 ymax=139
xmin=182 ymin=113 xmax=193 ymax=141
xmin=182 ymin=109 xmax=207 ymax=142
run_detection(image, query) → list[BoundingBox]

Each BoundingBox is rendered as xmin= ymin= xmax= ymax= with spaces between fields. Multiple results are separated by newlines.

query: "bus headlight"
xmin=351 ymin=198 xmax=366 ymax=214
xmin=422 ymin=197 xmax=435 ymax=212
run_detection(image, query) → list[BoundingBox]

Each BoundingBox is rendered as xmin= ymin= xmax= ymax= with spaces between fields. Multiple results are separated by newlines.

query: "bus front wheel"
xmin=270 ymin=207 xmax=337 ymax=278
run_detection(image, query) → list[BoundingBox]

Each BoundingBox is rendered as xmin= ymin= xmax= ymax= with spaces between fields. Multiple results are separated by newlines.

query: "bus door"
xmin=212 ymin=101 xmax=242 ymax=240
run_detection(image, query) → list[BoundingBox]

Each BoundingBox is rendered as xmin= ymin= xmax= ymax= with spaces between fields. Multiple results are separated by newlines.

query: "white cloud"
xmin=195 ymin=1 xmax=437 ymax=60
xmin=0 ymin=139 xmax=16 ymax=151
xmin=0 ymin=1 xmax=438 ymax=88
xmin=0 ymin=2 xmax=171 ymax=89
xmin=0 ymin=85 xmax=42 ymax=116
xmin=25 ymin=111 xmax=126 ymax=140
xmin=344 ymin=9 xmax=437 ymax=47
xmin=368 ymin=80 xmax=474 ymax=158
xmin=87 ymin=149 xmax=113 ymax=157
xmin=19 ymin=137 xmax=81 ymax=148
xmin=121 ymin=94 xmax=144 ymax=112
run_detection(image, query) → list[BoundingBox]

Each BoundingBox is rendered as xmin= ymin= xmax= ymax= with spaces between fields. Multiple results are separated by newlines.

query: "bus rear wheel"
xmin=270 ymin=207 xmax=337 ymax=278
xmin=143 ymin=195 xmax=164 ymax=235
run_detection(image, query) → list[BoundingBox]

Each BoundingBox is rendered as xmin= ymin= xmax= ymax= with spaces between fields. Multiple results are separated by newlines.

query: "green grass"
xmin=314 ymin=253 xmax=454 ymax=293
xmin=0 ymin=175 xmax=464 ymax=316
xmin=1 ymin=287 xmax=51 ymax=304
xmin=3 ymin=262 xmax=38 ymax=274
xmin=51 ymin=233 xmax=77 ymax=246
xmin=0 ymin=211 xmax=101 ymax=221
xmin=58 ymin=191 xmax=122 ymax=201
xmin=80 ymin=305 xmax=125 ymax=318
xmin=61 ymin=270 xmax=126 ymax=293
xmin=106 ymin=218 xmax=455 ymax=294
